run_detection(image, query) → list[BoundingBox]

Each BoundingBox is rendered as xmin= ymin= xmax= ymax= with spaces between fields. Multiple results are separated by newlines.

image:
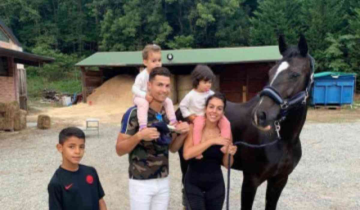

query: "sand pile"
xmin=41 ymin=75 xmax=136 ymax=125
xmin=36 ymin=74 xmax=183 ymax=126
xmin=87 ymin=75 xmax=135 ymax=107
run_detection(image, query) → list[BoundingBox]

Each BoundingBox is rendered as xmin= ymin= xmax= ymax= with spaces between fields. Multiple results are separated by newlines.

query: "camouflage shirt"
xmin=120 ymin=106 xmax=170 ymax=180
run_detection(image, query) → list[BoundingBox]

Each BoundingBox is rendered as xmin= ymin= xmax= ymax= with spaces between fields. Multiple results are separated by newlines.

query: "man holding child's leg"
xmin=116 ymin=67 xmax=189 ymax=210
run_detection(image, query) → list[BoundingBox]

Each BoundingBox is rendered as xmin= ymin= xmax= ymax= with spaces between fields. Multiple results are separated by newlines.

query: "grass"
xmin=27 ymin=76 xmax=81 ymax=99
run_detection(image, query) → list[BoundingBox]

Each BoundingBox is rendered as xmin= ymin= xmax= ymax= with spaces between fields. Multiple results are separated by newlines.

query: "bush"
xmin=26 ymin=44 xmax=83 ymax=99
xmin=27 ymin=74 xmax=81 ymax=99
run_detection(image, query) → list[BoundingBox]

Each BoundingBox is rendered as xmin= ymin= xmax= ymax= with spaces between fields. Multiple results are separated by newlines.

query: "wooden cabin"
xmin=0 ymin=20 xmax=54 ymax=109
xmin=76 ymin=46 xmax=281 ymax=103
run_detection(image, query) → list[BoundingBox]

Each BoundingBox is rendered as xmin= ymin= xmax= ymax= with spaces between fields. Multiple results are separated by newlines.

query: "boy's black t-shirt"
xmin=48 ymin=164 xmax=105 ymax=210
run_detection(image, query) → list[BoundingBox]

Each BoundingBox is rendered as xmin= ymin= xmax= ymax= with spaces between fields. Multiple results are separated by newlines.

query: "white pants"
xmin=129 ymin=177 xmax=170 ymax=210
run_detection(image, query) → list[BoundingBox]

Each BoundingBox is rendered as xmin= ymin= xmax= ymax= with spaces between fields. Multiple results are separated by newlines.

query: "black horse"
xmin=177 ymin=35 xmax=314 ymax=210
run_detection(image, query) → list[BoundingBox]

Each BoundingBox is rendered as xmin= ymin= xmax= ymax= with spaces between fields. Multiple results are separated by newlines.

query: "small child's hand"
xmin=188 ymin=114 xmax=197 ymax=123
xmin=145 ymin=94 xmax=153 ymax=103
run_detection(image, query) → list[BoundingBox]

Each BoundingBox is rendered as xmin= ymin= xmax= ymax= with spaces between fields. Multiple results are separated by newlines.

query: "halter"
xmin=260 ymin=55 xmax=315 ymax=123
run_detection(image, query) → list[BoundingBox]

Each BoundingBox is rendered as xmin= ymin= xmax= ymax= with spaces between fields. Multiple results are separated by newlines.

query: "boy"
xmin=48 ymin=127 xmax=107 ymax=210
xmin=179 ymin=65 xmax=231 ymax=158
xmin=132 ymin=44 xmax=177 ymax=130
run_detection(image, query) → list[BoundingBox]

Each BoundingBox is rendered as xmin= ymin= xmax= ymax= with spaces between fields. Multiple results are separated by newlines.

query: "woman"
xmin=183 ymin=92 xmax=237 ymax=210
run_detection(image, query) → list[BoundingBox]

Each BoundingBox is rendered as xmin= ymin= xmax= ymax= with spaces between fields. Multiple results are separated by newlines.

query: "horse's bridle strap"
xmin=288 ymin=91 xmax=307 ymax=106
xmin=260 ymin=86 xmax=284 ymax=105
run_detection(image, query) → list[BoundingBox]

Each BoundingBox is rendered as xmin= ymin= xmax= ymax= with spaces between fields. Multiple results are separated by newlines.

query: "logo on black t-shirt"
xmin=86 ymin=175 xmax=94 ymax=184
xmin=65 ymin=183 xmax=73 ymax=190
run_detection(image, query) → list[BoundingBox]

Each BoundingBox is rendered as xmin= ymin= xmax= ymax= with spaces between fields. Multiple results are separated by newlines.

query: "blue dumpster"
xmin=311 ymin=72 xmax=357 ymax=106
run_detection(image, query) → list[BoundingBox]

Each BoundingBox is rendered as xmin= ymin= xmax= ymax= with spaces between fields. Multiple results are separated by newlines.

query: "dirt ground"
xmin=26 ymin=97 xmax=360 ymax=127
xmin=1 ymin=105 xmax=359 ymax=210
xmin=306 ymin=106 xmax=360 ymax=123
xmin=1 ymin=96 xmax=360 ymax=210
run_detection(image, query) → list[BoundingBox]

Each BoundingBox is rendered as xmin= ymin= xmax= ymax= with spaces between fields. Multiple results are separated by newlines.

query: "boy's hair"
xmin=191 ymin=65 xmax=215 ymax=88
xmin=59 ymin=127 xmax=86 ymax=144
xmin=205 ymin=92 xmax=227 ymax=110
xmin=149 ymin=67 xmax=171 ymax=81
xmin=142 ymin=44 xmax=161 ymax=60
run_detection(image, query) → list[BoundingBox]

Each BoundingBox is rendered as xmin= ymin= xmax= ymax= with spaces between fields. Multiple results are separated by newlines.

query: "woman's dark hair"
xmin=191 ymin=65 xmax=215 ymax=88
xmin=205 ymin=92 xmax=227 ymax=110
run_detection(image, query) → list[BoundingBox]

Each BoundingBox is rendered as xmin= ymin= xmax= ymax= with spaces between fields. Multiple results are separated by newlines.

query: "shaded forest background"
xmin=1 ymin=0 xmax=359 ymax=96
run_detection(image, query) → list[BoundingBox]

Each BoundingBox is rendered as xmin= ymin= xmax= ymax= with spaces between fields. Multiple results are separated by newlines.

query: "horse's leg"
xmin=178 ymin=146 xmax=189 ymax=209
xmin=178 ymin=146 xmax=188 ymax=183
xmin=265 ymin=175 xmax=288 ymax=210
xmin=175 ymin=109 xmax=189 ymax=209
xmin=241 ymin=174 xmax=260 ymax=210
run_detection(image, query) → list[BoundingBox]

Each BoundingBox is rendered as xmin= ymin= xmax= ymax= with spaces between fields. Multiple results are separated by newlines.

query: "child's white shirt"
xmin=132 ymin=69 xmax=149 ymax=98
xmin=179 ymin=89 xmax=214 ymax=118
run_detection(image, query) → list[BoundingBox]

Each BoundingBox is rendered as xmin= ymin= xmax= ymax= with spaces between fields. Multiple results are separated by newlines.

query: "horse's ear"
xmin=278 ymin=35 xmax=287 ymax=56
xmin=298 ymin=34 xmax=308 ymax=57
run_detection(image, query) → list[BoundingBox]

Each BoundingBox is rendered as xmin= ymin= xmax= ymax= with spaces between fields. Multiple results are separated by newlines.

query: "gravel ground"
xmin=0 ymin=121 xmax=359 ymax=210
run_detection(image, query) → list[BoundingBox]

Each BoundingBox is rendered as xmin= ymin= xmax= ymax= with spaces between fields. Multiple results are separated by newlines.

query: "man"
xmin=116 ymin=67 xmax=189 ymax=210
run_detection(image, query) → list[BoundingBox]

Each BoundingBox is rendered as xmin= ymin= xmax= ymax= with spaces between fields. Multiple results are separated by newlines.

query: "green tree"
xmin=189 ymin=0 xmax=249 ymax=47
xmin=99 ymin=0 xmax=250 ymax=50
xmin=167 ymin=35 xmax=194 ymax=49
xmin=1 ymin=0 xmax=104 ymax=55
xmin=302 ymin=0 xmax=346 ymax=71
xmin=323 ymin=7 xmax=360 ymax=89
xmin=99 ymin=0 xmax=172 ymax=51
xmin=249 ymin=0 xmax=303 ymax=46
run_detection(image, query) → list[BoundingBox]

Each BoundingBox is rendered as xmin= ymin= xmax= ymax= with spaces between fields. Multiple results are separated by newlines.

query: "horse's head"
xmin=253 ymin=35 xmax=314 ymax=131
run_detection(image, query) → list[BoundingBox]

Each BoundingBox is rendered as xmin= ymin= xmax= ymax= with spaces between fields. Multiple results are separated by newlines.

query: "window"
xmin=0 ymin=57 xmax=9 ymax=76
xmin=0 ymin=29 xmax=10 ymax=43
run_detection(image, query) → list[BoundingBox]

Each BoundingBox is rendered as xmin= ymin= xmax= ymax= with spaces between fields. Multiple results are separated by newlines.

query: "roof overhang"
xmin=75 ymin=46 xmax=282 ymax=68
xmin=0 ymin=47 xmax=55 ymax=66
xmin=0 ymin=19 xmax=21 ymax=46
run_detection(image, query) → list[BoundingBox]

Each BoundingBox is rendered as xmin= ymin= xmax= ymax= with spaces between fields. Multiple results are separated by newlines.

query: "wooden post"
xmin=246 ymin=69 xmax=249 ymax=102
xmin=242 ymin=86 xmax=247 ymax=102
xmin=81 ymin=67 xmax=87 ymax=103
xmin=18 ymin=68 xmax=27 ymax=110
xmin=99 ymin=68 xmax=104 ymax=84
xmin=9 ymin=58 xmax=19 ymax=102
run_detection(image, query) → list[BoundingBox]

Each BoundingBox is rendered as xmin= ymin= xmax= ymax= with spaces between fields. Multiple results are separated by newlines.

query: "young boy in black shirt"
xmin=48 ymin=127 xmax=107 ymax=210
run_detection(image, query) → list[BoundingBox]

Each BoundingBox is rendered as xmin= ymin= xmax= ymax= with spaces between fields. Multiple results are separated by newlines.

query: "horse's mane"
xmin=244 ymin=95 xmax=260 ymax=107
xmin=234 ymin=94 xmax=260 ymax=109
